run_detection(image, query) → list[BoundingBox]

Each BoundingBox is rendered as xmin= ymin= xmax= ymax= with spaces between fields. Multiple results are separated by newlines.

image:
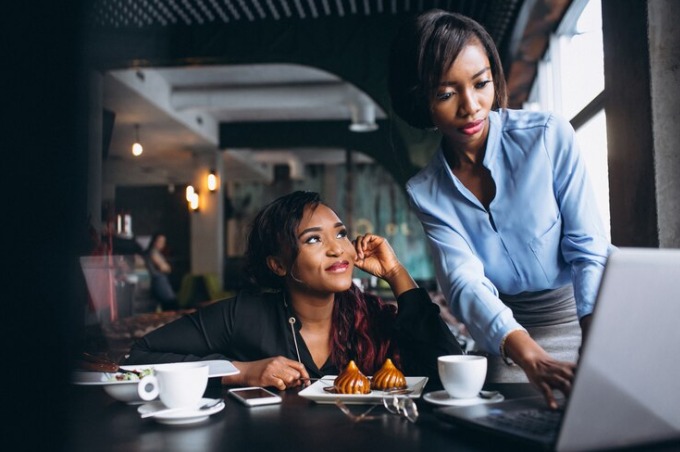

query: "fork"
xmin=298 ymin=377 xmax=337 ymax=382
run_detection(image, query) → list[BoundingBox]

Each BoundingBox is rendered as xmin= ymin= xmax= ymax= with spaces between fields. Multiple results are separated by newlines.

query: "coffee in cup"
xmin=437 ymin=355 xmax=487 ymax=399
xmin=138 ymin=362 xmax=209 ymax=409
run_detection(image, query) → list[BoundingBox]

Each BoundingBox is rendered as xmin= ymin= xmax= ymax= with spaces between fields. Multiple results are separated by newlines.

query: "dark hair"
xmin=244 ymin=190 xmax=322 ymax=290
xmin=332 ymin=285 xmax=398 ymax=374
xmin=244 ymin=190 xmax=399 ymax=373
xmin=388 ymin=9 xmax=508 ymax=129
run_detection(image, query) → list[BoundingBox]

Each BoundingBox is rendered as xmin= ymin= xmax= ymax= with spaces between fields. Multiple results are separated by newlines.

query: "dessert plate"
xmin=137 ymin=397 xmax=225 ymax=425
xmin=423 ymin=389 xmax=504 ymax=407
xmin=298 ymin=376 xmax=428 ymax=404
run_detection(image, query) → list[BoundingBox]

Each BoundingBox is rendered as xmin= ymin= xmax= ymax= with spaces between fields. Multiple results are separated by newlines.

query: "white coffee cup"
xmin=438 ymin=355 xmax=487 ymax=399
xmin=138 ymin=362 xmax=209 ymax=409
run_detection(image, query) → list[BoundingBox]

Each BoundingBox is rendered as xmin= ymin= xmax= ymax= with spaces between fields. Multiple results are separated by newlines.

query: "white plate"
xmin=423 ymin=389 xmax=505 ymax=406
xmin=298 ymin=376 xmax=428 ymax=404
xmin=71 ymin=360 xmax=239 ymax=403
xmin=137 ymin=397 xmax=225 ymax=425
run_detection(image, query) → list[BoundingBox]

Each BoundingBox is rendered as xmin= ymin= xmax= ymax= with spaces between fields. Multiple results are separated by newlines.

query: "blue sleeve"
xmin=544 ymin=114 xmax=614 ymax=318
xmin=406 ymin=191 xmax=525 ymax=355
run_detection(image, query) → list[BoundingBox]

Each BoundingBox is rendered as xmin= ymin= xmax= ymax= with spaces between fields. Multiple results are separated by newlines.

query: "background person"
xmin=145 ymin=232 xmax=178 ymax=311
xmin=388 ymin=9 xmax=614 ymax=408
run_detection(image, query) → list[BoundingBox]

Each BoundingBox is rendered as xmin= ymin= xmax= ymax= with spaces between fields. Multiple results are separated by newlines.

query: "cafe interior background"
xmin=76 ymin=0 xmax=680 ymax=360
xmin=9 ymin=0 xmax=679 ymax=448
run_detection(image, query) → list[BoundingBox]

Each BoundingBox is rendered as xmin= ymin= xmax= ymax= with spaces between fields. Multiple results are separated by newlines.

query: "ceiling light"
xmin=349 ymin=104 xmax=379 ymax=132
xmin=131 ymin=124 xmax=143 ymax=156
xmin=186 ymin=185 xmax=195 ymax=201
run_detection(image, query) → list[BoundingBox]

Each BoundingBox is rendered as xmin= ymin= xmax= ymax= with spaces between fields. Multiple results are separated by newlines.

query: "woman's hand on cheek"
xmin=352 ymin=234 xmax=400 ymax=278
xmin=222 ymin=357 xmax=310 ymax=390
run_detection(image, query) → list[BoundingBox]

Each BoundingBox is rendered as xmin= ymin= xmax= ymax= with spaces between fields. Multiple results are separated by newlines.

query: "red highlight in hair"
xmin=329 ymin=284 xmax=401 ymax=374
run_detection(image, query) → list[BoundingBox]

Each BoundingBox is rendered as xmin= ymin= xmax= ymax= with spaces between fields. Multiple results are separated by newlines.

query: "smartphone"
xmin=228 ymin=387 xmax=283 ymax=407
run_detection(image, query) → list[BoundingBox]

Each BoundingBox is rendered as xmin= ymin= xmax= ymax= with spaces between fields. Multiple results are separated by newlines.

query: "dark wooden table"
xmin=65 ymin=380 xmax=544 ymax=452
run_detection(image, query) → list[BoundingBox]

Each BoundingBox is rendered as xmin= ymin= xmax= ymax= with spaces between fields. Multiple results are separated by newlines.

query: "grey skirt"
xmin=483 ymin=284 xmax=581 ymax=383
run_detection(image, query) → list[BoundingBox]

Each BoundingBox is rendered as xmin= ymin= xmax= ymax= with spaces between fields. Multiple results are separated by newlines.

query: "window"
xmin=525 ymin=0 xmax=610 ymax=237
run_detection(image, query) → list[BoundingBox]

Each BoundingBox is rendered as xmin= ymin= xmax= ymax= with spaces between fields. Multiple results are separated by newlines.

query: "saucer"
xmin=137 ymin=398 xmax=225 ymax=425
xmin=423 ymin=390 xmax=505 ymax=407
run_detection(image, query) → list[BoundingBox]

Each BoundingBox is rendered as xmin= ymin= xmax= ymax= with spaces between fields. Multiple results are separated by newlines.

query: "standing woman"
xmin=125 ymin=191 xmax=462 ymax=388
xmin=388 ymin=10 xmax=613 ymax=408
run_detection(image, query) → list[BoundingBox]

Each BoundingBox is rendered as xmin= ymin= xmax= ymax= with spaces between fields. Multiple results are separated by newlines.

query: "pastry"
xmin=333 ymin=360 xmax=371 ymax=394
xmin=371 ymin=358 xmax=407 ymax=390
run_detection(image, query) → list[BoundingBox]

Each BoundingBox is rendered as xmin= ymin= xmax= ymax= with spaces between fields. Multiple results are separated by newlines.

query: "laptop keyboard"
xmin=486 ymin=408 xmax=562 ymax=436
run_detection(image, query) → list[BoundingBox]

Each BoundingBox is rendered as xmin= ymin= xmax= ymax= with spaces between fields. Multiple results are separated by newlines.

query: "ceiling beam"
xmin=219 ymin=120 xmax=419 ymax=186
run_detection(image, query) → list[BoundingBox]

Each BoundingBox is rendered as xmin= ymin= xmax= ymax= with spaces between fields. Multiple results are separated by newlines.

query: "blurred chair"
xmin=176 ymin=273 xmax=230 ymax=308
xmin=202 ymin=273 xmax=234 ymax=304
xmin=175 ymin=273 xmax=198 ymax=309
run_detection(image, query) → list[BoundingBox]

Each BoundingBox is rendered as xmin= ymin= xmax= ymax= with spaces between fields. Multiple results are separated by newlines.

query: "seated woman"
xmin=124 ymin=191 xmax=462 ymax=389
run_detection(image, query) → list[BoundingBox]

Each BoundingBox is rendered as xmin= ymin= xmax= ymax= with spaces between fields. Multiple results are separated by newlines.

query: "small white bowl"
xmin=103 ymin=381 xmax=148 ymax=404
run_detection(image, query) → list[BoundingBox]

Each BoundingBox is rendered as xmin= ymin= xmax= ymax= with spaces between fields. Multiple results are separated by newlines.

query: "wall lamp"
xmin=189 ymin=191 xmax=200 ymax=212
xmin=186 ymin=185 xmax=199 ymax=212
xmin=207 ymin=169 xmax=218 ymax=192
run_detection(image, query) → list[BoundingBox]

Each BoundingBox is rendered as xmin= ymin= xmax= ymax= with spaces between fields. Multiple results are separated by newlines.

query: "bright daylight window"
xmin=524 ymin=0 xmax=610 ymax=238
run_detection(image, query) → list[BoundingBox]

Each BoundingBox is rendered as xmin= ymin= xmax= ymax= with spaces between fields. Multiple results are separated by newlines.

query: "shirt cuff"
xmin=499 ymin=328 xmax=527 ymax=365
xmin=484 ymin=306 xmax=526 ymax=357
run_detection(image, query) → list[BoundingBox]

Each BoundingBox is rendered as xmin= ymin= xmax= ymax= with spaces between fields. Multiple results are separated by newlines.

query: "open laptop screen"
xmin=434 ymin=247 xmax=680 ymax=451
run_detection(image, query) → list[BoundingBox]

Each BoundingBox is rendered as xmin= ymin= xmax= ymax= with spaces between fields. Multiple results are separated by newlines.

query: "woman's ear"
xmin=266 ymin=256 xmax=287 ymax=277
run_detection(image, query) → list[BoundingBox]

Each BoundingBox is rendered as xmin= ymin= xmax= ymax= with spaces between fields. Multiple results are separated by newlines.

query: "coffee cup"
xmin=138 ymin=362 xmax=209 ymax=409
xmin=437 ymin=355 xmax=487 ymax=399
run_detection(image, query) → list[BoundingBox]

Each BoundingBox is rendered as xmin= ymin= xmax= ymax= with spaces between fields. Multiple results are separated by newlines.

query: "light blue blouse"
xmin=406 ymin=109 xmax=613 ymax=354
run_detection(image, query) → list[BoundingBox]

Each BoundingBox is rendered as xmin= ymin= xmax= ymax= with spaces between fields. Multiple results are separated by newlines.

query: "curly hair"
xmin=388 ymin=9 xmax=508 ymax=129
xmin=244 ymin=190 xmax=400 ymax=373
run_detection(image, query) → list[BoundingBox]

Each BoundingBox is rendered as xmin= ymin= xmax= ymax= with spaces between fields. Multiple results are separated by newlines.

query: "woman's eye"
xmin=304 ymin=235 xmax=321 ymax=244
xmin=336 ymin=229 xmax=348 ymax=239
xmin=475 ymin=80 xmax=492 ymax=89
xmin=436 ymin=91 xmax=454 ymax=101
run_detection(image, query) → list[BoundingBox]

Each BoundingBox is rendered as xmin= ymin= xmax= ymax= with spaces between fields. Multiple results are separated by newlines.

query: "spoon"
xmin=140 ymin=398 xmax=224 ymax=418
xmin=479 ymin=390 xmax=501 ymax=399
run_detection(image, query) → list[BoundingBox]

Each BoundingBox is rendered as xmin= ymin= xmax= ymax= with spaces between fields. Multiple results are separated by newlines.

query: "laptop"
xmin=434 ymin=247 xmax=680 ymax=451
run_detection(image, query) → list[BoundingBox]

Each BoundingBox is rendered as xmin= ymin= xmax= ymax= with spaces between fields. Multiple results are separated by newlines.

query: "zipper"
xmin=288 ymin=316 xmax=302 ymax=364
